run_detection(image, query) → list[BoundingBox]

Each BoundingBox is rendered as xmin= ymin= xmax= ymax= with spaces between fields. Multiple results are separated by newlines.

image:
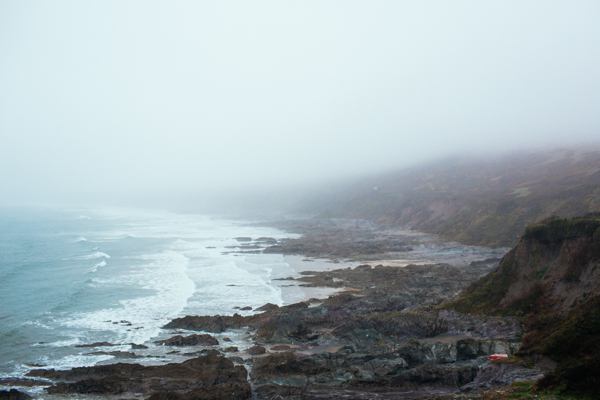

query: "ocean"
xmin=0 ymin=206 xmax=310 ymax=382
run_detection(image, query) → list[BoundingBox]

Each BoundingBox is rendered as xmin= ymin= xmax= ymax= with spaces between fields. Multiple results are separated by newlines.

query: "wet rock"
xmin=29 ymin=354 xmax=250 ymax=398
xmin=239 ymin=306 xmax=252 ymax=311
xmin=163 ymin=314 xmax=249 ymax=332
xmin=0 ymin=378 xmax=50 ymax=387
xmin=223 ymin=347 xmax=238 ymax=353
xmin=131 ymin=343 xmax=148 ymax=349
xmin=255 ymin=303 xmax=279 ymax=312
xmin=75 ymin=342 xmax=116 ymax=348
xmin=234 ymin=237 xmax=252 ymax=242
xmin=271 ymin=345 xmax=291 ymax=351
xmin=254 ymin=314 xmax=312 ymax=343
xmin=255 ymin=237 xmax=278 ymax=245
xmin=251 ymin=352 xmax=330 ymax=386
xmin=155 ymin=334 xmax=219 ymax=347
xmin=199 ymin=349 xmax=221 ymax=356
xmin=85 ymin=351 xmax=142 ymax=358
xmin=0 ymin=389 xmax=32 ymax=400
xmin=246 ymin=345 xmax=266 ymax=355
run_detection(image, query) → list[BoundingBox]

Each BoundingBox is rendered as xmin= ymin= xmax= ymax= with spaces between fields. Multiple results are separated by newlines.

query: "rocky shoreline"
xmin=3 ymin=219 xmax=544 ymax=399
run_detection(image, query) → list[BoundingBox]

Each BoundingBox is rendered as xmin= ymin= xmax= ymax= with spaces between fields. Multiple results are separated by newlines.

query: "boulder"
xmin=246 ymin=345 xmax=266 ymax=355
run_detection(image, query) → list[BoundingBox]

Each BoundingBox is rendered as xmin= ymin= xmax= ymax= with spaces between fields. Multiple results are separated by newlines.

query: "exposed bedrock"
xmin=26 ymin=354 xmax=251 ymax=399
xmin=163 ymin=313 xmax=250 ymax=332
xmin=154 ymin=333 xmax=219 ymax=346
xmin=250 ymin=336 xmax=520 ymax=394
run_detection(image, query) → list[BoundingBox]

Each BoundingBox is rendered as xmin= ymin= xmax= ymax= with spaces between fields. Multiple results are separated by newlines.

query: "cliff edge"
xmin=444 ymin=214 xmax=600 ymax=396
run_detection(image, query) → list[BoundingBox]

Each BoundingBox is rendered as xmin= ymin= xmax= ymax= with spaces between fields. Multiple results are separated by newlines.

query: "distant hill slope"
xmin=444 ymin=214 xmax=600 ymax=395
xmin=309 ymin=148 xmax=600 ymax=247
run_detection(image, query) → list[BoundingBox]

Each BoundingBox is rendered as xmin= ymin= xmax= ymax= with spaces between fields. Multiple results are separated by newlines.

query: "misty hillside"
xmin=303 ymin=148 xmax=600 ymax=247
xmin=443 ymin=214 xmax=600 ymax=395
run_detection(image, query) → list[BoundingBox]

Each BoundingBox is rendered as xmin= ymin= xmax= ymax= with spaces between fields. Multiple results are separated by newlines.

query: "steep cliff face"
xmin=446 ymin=215 xmax=600 ymax=315
xmin=444 ymin=214 xmax=600 ymax=395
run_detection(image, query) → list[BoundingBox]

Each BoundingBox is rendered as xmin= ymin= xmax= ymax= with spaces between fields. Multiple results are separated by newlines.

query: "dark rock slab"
xmin=163 ymin=314 xmax=249 ymax=332
xmin=28 ymin=354 xmax=250 ymax=398
xmin=255 ymin=303 xmax=279 ymax=312
xmin=246 ymin=345 xmax=266 ymax=355
xmin=253 ymin=314 xmax=312 ymax=343
xmin=75 ymin=342 xmax=116 ymax=348
xmin=0 ymin=378 xmax=50 ymax=387
xmin=223 ymin=347 xmax=238 ymax=353
xmin=155 ymin=334 xmax=219 ymax=347
xmin=0 ymin=389 xmax=32 ymax=400
xmin=84 ymin=351 xmax=142 ymax=358
xmin=251 ymin=352 xmax=330 ymax=386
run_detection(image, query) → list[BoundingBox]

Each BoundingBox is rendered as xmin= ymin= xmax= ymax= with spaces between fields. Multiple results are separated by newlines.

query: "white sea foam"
xmin=75 ymin=236 xmax=87 ymax=242
xmin=88 ymin=260 xmax=107 ymax=273
xmin=76 ymin=251 xmax=111 ymax=260
xmin=61 ymin=250 xmax=195 ymax=345
xmin=41 ymin=354 xmax=114 ymax=371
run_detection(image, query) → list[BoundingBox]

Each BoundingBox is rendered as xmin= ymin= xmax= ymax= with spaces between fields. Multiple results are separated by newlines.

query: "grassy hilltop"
xmin=308 ymin=148 xmax=600 ymax=248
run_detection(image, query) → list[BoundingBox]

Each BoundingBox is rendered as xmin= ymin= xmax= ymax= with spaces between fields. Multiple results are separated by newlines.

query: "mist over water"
xmin=1 ymin=1 xmax=600 ymax=209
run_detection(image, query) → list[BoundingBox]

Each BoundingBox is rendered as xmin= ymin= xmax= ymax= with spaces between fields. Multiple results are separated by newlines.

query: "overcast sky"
xmin=1 ymin=1 xmax=599 ymax=207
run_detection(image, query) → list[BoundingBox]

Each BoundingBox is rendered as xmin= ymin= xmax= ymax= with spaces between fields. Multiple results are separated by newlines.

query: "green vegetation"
xmin=440 ymin=215 xmax=600 ymax=397
xmin=523 ymin=215 xmax=600 ymax=243
xmin=530 ymin=295 xmax=600 ymax=396
xmin=441 ymin=249 xmax=520 ymax=315
xmin=504 ymin=381 xmax=591 ymax=399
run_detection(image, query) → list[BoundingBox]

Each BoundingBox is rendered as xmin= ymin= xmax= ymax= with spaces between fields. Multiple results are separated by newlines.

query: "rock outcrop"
xmin=27 ymin=354 xmax=250 ymax=399
xmin=444 ymin=214 xmax=600 ymax=396
xmin=155 ymin=333 xmax=219 ymax=346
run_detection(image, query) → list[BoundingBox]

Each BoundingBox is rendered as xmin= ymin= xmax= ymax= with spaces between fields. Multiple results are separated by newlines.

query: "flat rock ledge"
xmin=154 ymin=333 xmax=219 ymax=346
xmin=26 ymin=354 xmax=250 ymax=399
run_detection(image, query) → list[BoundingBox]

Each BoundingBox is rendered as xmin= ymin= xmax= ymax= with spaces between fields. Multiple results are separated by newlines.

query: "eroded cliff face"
xmin=444 ymin=214 xmax=600 ymax=396
xmin=445 ymin=215 xmax=600 ymax=316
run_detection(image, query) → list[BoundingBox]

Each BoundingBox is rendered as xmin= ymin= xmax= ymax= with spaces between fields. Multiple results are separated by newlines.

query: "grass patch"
xmin=523 ymin=215 xmax=600 ymax=243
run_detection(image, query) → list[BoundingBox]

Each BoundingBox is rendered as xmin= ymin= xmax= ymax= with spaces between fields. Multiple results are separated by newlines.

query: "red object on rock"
xmin=487 ymin=353 xmax=508 ymax=361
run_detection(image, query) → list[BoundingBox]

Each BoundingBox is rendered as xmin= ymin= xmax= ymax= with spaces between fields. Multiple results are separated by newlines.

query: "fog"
xmin=1 ymin=1 xmax=600 ymax=209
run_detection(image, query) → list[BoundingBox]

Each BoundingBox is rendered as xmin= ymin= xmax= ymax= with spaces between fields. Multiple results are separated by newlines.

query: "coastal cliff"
xmin=444 ymin=214 xmax=600 ymax=396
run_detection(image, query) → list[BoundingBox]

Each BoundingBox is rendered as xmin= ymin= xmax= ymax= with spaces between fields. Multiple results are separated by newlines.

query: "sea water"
xmin=0 ymin=206 xmax=305 ymax=379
